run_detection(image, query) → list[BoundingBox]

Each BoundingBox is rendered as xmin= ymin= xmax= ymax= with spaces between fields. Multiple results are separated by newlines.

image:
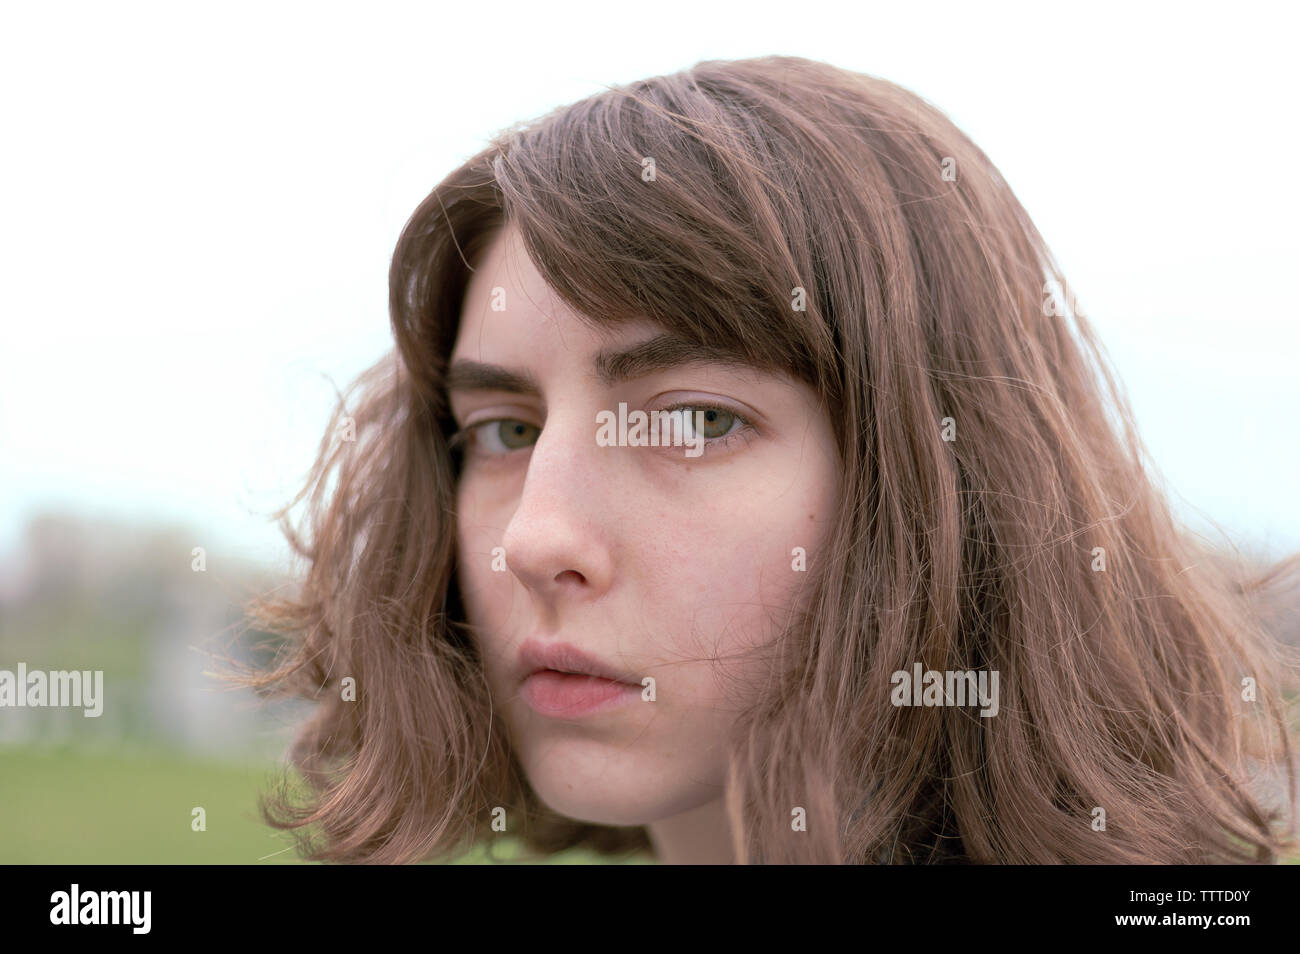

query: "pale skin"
xmin=451 ymin=223 xmax=841 ymax=864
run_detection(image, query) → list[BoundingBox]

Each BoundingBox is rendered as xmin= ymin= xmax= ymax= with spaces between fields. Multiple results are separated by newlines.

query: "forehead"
xmin=460 ymin=223 xmax=552 ymax=317
xmin=453 ymin=222 xmax=656 ymax=360
xmin=447 ymin=223 xmax=793 ymax=394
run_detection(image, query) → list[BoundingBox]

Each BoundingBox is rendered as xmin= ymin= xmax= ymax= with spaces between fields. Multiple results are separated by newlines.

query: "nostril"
xmin=554 ymin=569 xmax=586 ymax=585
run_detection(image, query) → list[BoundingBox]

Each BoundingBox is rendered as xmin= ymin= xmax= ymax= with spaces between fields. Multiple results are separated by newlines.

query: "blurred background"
xmin=1 ymin=0 xmax=1297 ymax=863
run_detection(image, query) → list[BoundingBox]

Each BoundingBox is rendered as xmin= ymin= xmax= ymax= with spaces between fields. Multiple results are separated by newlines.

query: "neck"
xmin=646 ymin=797 xmax=736 ymax=864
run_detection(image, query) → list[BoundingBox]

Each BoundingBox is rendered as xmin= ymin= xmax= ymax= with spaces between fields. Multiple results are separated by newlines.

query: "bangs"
xmin=486 ymin=81 xmax=840 ymax=396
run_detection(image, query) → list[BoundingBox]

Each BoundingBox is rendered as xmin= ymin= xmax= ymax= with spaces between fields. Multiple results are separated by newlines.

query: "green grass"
xmin=0 ymin=743 xmax=310 ymax=863
xmin=0 ymin=743 xmax=653 ymax=864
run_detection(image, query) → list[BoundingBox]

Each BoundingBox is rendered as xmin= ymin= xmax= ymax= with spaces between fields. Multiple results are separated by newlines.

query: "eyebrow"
xmin=446 ymin=332 xmax=755 ymax=395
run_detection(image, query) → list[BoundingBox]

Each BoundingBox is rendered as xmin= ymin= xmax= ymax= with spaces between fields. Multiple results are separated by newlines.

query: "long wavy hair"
xmin=229 ymin=54 xmax=1300 ymax=864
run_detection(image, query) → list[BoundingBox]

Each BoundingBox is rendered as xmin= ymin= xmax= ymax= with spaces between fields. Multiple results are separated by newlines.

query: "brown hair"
xmin=229 ymin=55 xmax=1300 ymax=863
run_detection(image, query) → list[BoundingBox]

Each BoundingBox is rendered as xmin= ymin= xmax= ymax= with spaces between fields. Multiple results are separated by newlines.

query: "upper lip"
xmin=518 ymin=639 xmax=641 ymax=686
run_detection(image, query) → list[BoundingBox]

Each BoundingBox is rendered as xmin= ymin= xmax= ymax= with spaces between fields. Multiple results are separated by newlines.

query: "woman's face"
xmin=451 ymin=223 xmax=840 ymax=834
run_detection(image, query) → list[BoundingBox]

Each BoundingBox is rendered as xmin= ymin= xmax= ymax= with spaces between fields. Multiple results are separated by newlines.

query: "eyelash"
xmin=449 ymin=403 xmax=755 ymax=459
xmin=659 ymin=402 xmax=755 ymax=453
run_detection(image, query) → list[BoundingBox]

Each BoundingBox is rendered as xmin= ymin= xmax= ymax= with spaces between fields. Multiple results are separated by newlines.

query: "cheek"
xmin=454 ymin=487 xmax=506 ymax=628
xmin=633 ymin=479 xmax=831 ymax=666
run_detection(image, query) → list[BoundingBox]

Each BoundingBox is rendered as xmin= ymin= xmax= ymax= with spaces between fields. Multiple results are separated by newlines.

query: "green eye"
xmin=459 ymin=419 xmax=540 ymax=455
xmin=687 ymin=407 xmax=737 ymax=440
xmin=494 ymin=420 xmax=540 ymax=451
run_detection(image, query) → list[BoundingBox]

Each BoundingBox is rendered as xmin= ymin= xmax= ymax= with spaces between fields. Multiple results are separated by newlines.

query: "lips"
xmin=517 ymin=639 xmax=643 ymax=717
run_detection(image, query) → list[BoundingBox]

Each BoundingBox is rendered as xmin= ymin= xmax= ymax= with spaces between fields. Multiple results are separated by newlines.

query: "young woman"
xmin=234 ymin=55 xmax=1300 ymax=864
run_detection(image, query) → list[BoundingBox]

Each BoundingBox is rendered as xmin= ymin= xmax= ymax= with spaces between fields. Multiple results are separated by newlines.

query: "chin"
xmin=518 ymin=747 xmax=704 ymax=827
xmin=520 ymin=755 xmax=662 ymax=826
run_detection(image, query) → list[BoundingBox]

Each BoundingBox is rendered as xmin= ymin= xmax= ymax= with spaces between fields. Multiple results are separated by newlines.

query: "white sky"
xmin=2 ymin=0 xmax=1297 ymax=571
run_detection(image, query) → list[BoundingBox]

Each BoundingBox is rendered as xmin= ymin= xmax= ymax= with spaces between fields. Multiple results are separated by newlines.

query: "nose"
xmin=499 ymin=409 xmax=615 ymax=604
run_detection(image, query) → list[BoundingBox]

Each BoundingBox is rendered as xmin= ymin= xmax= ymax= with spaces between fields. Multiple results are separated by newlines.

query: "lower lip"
xmin=521 ymin=670 xmax=642 ymax=717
